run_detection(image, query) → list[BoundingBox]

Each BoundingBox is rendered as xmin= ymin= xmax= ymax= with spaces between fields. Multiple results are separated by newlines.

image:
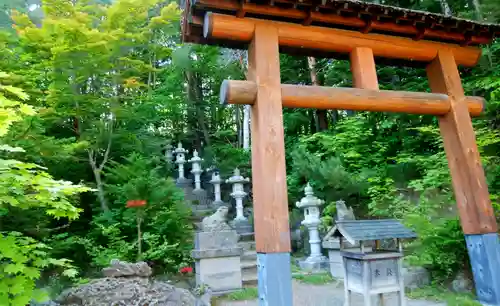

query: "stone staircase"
xmin=173 ymin=162 xmax=258 ymax=289
xmin=238 ymin=235 xmax=258 ymax=287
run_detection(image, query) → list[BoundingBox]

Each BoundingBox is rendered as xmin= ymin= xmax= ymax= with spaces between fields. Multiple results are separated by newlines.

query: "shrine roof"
xmin=181 ymin=0 xmax=499 ymax=52
xmin=327 ymin=219 xmax=417 ymax=245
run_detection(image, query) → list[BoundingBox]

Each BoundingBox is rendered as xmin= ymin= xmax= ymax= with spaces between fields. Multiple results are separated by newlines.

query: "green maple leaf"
xmin=3 ymin=263 xmax=24 ymax=274
xmin=62 ymin=268 xmax=79 ymax=278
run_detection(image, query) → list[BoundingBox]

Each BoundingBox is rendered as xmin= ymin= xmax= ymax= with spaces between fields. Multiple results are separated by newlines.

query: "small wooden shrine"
xmin=327 ymin=220 xmax=417 ymax=306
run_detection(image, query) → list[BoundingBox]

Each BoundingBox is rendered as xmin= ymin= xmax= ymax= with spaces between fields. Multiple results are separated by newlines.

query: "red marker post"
xmin=126 ymin=199 xmax=147 ymax=260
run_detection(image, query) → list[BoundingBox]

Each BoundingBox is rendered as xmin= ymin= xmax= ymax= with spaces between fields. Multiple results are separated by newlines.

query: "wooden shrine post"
xmin=247 ymin=24 xmax=293 ymax=305
xmin=182 ymin=1 xmax=500 ymax=305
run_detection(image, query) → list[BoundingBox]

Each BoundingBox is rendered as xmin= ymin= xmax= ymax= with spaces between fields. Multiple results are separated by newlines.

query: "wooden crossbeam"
xmin=220 ymin=80 xmax=484 ymax=116
xmin=203 ymin=13 xmax=482 ymax=66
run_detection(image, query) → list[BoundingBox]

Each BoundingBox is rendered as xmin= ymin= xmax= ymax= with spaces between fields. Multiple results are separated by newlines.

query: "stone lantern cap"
xmin=296 ymin=183 xmax=324 ymax=209
xmin=173 ymin=142 xmax=187 ymax=155
xmin=225 ymin=168 xmax=249 ymax=184
xmin=209 ymin=170 xmax=223 ymax=184
xmin=323 ymin=219 xmax=417 ymax=246
xmin=189 ymin=149 xmax=203 ymax=163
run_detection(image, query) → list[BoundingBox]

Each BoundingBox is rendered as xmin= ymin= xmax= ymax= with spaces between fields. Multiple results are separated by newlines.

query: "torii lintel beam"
xmin=220 ymin=80 xmax=484 ymax=117
xmin=203 ymin=13 xmax=482 ymax=67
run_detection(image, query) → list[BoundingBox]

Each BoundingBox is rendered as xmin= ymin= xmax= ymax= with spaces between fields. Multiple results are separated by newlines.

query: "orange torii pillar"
xmin=209 ymin=13 xmax=500 ymax=306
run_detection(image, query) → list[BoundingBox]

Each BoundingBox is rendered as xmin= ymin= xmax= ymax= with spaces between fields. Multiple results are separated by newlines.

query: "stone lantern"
xmin=164 ymin=141 xmax=174 ymax=163
xmin=189 ymin=150 xmax=204 ymax=192
xmin=226 ymin=168 xmax=251 ymax=233
xmin=209 ymin=169 xmax=225 ymax=208
xmin=296 ymin=183 xmax=328 ymax=271
xmin=174 ymin=142 xmax=190 ymax=187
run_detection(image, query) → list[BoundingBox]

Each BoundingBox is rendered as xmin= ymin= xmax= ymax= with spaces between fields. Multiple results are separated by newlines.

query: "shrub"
xmin=76 ymin=153 xmax=194 ymax=273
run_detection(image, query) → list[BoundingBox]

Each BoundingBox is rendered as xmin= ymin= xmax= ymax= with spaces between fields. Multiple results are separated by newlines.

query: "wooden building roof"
xmin=182 ymin=0 xmax=500 ymax=53
xmin=324 ymin=219 xmax=417 ymax=245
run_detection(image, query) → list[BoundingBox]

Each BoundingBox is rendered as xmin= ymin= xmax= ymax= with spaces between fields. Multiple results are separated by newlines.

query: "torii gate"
xmin=182 ymin=1 xmax=500 ymax=305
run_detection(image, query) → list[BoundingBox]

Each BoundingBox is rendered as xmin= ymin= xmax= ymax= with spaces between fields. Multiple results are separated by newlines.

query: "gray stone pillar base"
xmin=176 ymin=177 xmax=193 ymax=188
xmin=231 ymin=219 xmax=253 ymax=235
xmin=192 ymin=230 xmax=243 ymax=293
xmin=187 ymin=189 xmax=212 ymax=209
xmin=298 ymin=256 xmax=330 ymax=273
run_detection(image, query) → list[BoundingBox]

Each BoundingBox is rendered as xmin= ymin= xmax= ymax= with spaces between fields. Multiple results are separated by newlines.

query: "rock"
xmin=451 ymin=271 xmax=474 ymax=293
xmin=101 ymin=259 xmax=152 ymax=278
xmin=336 ymin=200 xmax=355 ymax=221
xmin=201 ymin=206 xmax=232 ymax=232
xmin=56 ymin=277 xmax=196 ymax=306
xmin=403 ymin=266 xmax=431 ymax=289
xmin=30 ymin=301 xmax=60 ymax=306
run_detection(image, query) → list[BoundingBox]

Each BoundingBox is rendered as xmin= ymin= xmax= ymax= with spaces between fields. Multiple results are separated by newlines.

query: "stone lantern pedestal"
xmin=186 ymin=150 xmax=211 ymax=211
xmin=174 ymin=142 xmax=192 ymax=188
xmin=226 ymin=168 xmax=252 ymax=234
xmin=296 ymin=183 xmax=328 ymax=272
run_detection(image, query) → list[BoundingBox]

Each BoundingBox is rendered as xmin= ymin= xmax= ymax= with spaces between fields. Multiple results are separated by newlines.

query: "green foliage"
xmin=405 ymin=217 xmax=469 ymax=282
xmin=408 ymin=286 xmax=481 ymax=306
xmin=293 ymin=272 xmax=335 ymax=285
xmin=221 ymin=287 xmax=259 ymax=301
xmin=77 ymin=153 xmax=194 ymax=272
xmin=0 ymin=78 xmax=87 ymax=304
xmin=0 ymin=232 xmax=77 ymax=305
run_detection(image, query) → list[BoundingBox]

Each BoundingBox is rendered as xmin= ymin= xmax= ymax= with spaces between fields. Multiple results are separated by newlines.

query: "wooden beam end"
xmin=220 ymin=79 xmax=230 ymax=106
xmin=220 ymin=80 xmax=257 ymax=106
xmin=203 ymin=12 xmax=213 ymax=38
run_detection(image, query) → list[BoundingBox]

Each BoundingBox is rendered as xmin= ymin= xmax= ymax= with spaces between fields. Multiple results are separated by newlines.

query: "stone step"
xmin=241 ymin=260 xmax=257 ymax=275
xmin=242 ymin=250 xmax=257 ymax=261
xmin=242 ymin=272 xmax=258 ymax=287
xmin=241 ymin=260 xmax=257 ymax=268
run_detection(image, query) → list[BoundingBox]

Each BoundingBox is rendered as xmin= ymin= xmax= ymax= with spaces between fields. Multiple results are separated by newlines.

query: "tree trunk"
xmin=469 ymin=0 xmax=493 ymax=67
xmin=309 ymin=110 xmax=316 ymax=134
xmin=235 ymin=105 xmax=242 ymax=147
xmin=238 ymin=51 xmax=251 ymax=150
xmin=440 ymin=0 xmax=452 ymax=16
xmin=186 ymin=70 xmax=211 ymax=148
xmin=193 ymin=72 xmax=210 ymax=147
xmin=243 ymin=105 xmax=250 ymax=150
xmin=93 ymin=169 xmax=108 ymax=212
xmin=307 ymin=57 xmax=328 ymax=131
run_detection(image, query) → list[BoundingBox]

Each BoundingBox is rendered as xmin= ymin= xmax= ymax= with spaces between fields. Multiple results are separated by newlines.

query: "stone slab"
xmin=196 ymin=256 xmax=242 ymax=292
xmin=195 ymin=230 xmax=239 ymax=250
xmin=192 ymin=247 xmax=243 ymax=259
